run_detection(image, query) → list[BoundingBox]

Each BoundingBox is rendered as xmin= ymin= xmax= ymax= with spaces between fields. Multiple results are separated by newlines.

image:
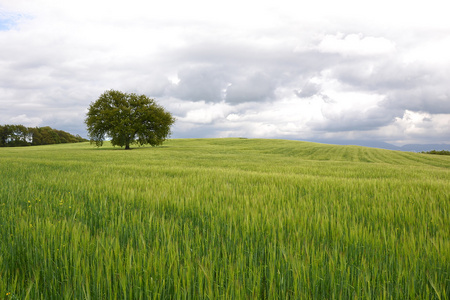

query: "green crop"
xmin=1 ymin=138 xmax=449 ymax=299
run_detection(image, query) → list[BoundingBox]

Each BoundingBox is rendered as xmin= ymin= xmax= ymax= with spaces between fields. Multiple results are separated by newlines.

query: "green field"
xmin=1 ymin=138 xmax=449 ymax=299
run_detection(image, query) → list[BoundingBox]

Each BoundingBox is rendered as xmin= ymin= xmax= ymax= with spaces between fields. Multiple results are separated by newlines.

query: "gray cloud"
xmin=158 ymin=40 xmax=342 ymax=107
xmin=169 ymin=66 xmax=227 ymax=102
xmin=225 ymin=72 xmax=276 ymax=104
xmin=323 ymin=56 xmax=450 ymax=114
xmin=310 ymin=106 xmax=401 ymax=132
xmin=332 ymin=59 xmax=433 ymax=92
xmin=382 ymin=87 xmax=450 ymax=114
xmin=1 ymin=1 xmax=449 ymax=145
xmin=294 ymin=81 xmax=321 ymax=98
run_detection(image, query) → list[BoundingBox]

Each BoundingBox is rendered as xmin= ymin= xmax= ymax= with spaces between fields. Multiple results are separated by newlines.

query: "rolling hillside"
xmin=1 ymin=138 xmax=449 ymax=299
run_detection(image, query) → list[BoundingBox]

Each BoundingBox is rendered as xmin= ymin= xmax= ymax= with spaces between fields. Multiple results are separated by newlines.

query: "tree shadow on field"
xmin=87 ymin=145 xmax=169 ymax=151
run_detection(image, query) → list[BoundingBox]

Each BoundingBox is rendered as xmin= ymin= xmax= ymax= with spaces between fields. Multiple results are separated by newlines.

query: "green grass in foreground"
xmin=1 ymin=138 xmax=449 ymax=299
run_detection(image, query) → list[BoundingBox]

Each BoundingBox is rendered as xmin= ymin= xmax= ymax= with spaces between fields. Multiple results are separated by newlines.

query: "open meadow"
xmin=1 ymin=138 xmax=449 ymax=299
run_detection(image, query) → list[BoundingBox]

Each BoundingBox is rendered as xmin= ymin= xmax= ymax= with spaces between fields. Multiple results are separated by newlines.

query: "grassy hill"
xmin=1 ymin=138 xmax=449 ymax=299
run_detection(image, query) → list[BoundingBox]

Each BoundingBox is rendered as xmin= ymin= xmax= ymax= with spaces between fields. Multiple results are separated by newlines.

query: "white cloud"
xmin=403 ymin=36 xmax=450 ymax=65
xmin=381 ymin=110 xmax=450 ymax=145
xmin=1 ymin=0 xmax=450 ymax=145
xmin=8 ymin=114 xmax=42 ymax=127
xmin=318 ymin=33 xmax=396 ymax=56
xmin=226 ymin=113 xmax=240 ymax=122
xmin=177 ymin=101 xmax=231 ymax=124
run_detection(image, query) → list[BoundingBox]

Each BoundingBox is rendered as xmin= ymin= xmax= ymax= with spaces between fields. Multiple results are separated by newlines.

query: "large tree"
xmin=85 ymin=90 xmax=175 ymax=149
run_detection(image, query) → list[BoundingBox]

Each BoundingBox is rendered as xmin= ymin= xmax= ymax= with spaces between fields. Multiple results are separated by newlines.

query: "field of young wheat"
xmin=1 ymin=138 xmax=449 ymax=299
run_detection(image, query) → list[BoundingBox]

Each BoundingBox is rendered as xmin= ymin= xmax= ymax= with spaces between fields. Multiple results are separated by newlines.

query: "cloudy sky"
xmin=1 ymin=0 xmax=449 ymax=145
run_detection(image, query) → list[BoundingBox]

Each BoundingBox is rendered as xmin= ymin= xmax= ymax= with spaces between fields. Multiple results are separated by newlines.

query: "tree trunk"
xmin=125 ymin=143 xmax=130 ymax=150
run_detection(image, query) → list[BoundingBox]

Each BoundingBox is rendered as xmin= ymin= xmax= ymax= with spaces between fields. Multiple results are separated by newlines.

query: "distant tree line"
xmin=0 ymin=124 xmax=87 ymax=147
xmin=421 ymin=150 xmax=450 ymax=156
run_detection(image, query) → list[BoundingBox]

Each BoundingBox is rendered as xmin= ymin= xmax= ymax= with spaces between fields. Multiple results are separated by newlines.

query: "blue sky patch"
xmin=0 ymin=10 xmax=27 ymax=31
xmin=0 ymin=18 xmax=13 ymax=30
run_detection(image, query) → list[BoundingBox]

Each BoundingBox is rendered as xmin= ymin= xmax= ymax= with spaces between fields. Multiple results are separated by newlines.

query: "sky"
xmin=1 ymin=0 xmax=449 ymax=146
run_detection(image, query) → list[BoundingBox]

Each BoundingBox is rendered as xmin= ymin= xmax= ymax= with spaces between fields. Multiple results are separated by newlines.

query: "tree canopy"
xmin=0 ymin=124 xmax=87 ymax=147
xmin=85 ymin=90 xmax=175 ymax=149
